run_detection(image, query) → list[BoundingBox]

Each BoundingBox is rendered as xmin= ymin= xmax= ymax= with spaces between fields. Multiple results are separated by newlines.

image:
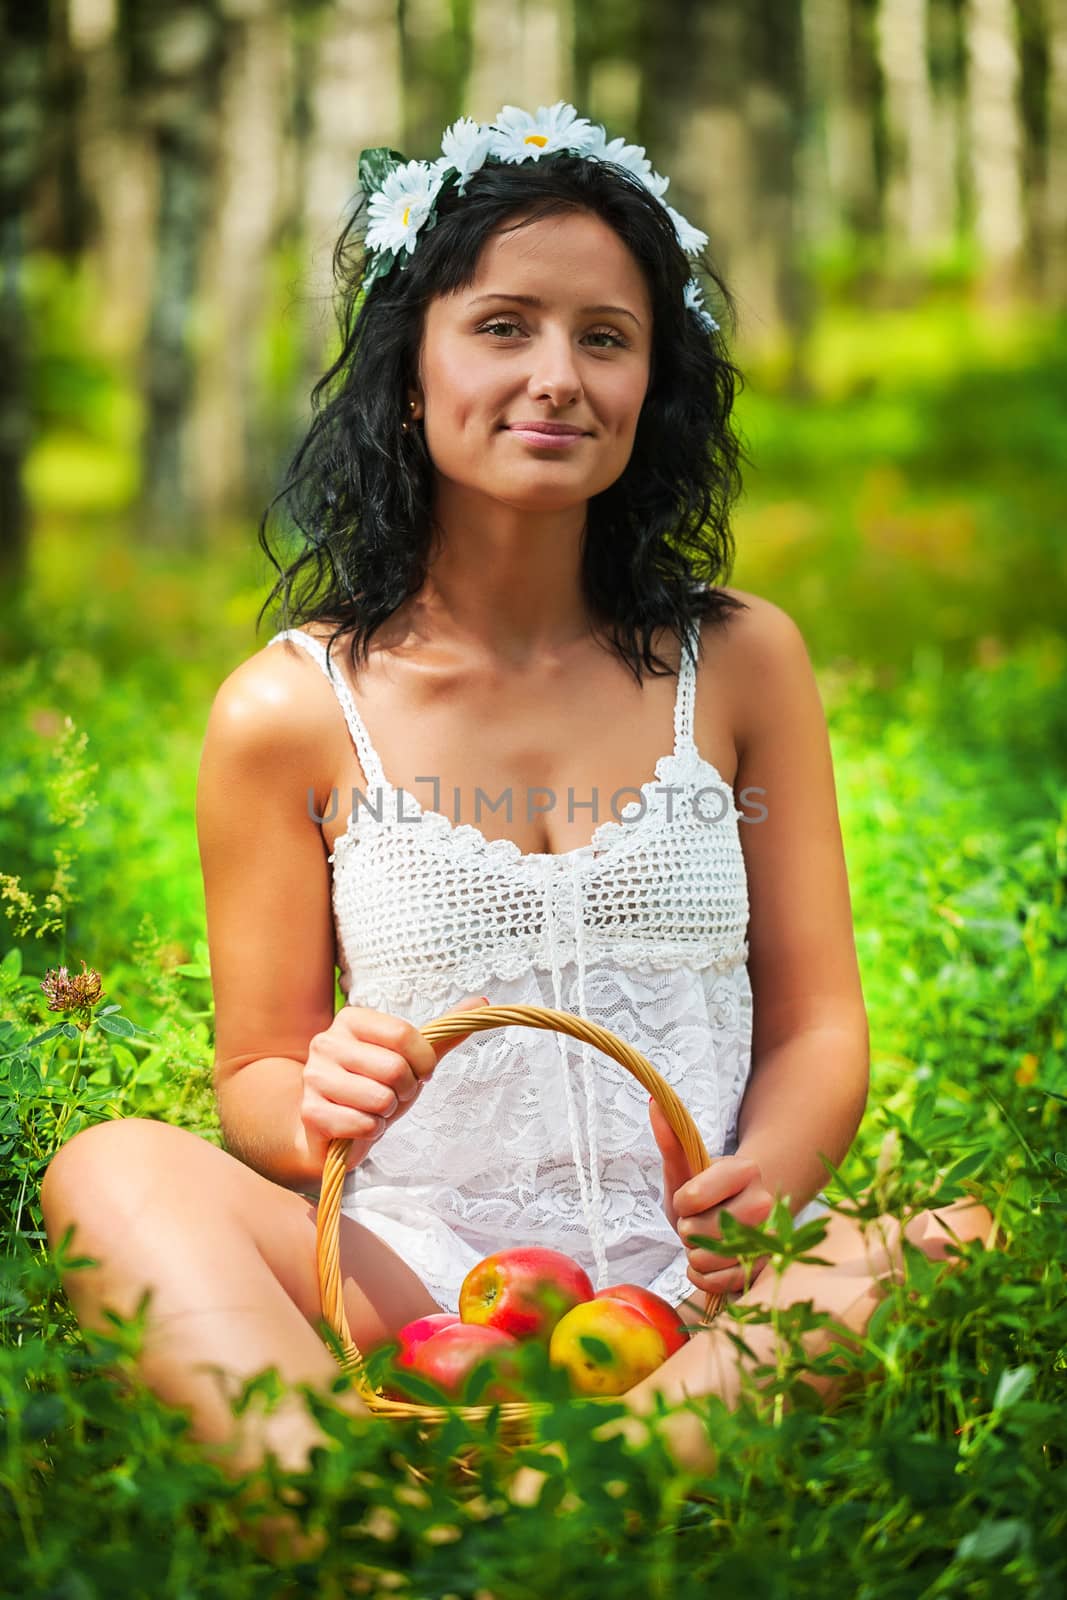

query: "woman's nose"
xmin=526 ymin=333 xmax=582 ymax=408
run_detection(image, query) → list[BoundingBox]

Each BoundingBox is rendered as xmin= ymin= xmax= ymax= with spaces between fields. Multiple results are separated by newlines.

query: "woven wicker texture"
xmin=315 ymin=1003 xmax=725 ymax=1450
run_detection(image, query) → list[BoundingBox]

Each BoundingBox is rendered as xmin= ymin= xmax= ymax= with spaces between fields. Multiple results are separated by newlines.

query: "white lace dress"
xmin=267 ymin=621 xmax=830 ymax=1314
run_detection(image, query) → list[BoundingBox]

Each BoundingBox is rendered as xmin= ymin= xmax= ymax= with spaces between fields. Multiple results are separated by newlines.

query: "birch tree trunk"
xmin=69 ymin=0 xmax=156 ymax=359
xmin=467 ymin=0 xmax=572 ymax=119
xmin=191 ymin=0 xmax=290 ymax=518
xmin=296 ymin=0 xmax=402 ymax=422
xmin=876 ymin=0 xmax=939 ymax=258
xmin=801 ymin=0 xmax=853 ymax=247
xmin=965 ymin=0 xmax=1025 ymax=297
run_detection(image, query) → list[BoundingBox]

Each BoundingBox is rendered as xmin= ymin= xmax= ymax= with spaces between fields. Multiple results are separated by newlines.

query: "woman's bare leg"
xmin=600 ymin=1195 xmax=998 ymax=1474
xmin=40 ymin=1116 xmax=444 ymax=1559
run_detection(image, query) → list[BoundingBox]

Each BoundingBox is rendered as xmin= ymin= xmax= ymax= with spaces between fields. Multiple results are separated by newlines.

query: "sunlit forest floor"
xmin=1 ymin=297 xmax=1064 ymax=1595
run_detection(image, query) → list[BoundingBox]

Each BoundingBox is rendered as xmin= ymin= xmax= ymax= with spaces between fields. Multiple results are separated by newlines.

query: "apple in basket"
xmin=406 ymin=1323 xmax=526 ymax=1404
xmin=394 ymin=1311 xmax=461 ymax=1369
xmin=548 ymin=1297 xmax=670 ymax=1396
xmin=458 ymin=1245 xmax=595 ymax=1343
xmin=596 ymin=1283 xmax=691 ymax=1358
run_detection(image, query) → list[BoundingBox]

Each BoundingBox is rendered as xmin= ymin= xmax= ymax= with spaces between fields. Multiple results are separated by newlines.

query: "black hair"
xmin=256 ymin=151 xmax=751 ymax=685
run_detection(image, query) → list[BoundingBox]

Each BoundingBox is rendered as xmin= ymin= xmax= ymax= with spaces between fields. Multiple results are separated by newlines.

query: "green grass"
xmin=0 ymin=294 xmax=1065 ymax=1595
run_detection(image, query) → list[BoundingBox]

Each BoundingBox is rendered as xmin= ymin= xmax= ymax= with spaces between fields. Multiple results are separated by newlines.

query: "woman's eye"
xmin=476 ymin=320 xmax=627 ymax=348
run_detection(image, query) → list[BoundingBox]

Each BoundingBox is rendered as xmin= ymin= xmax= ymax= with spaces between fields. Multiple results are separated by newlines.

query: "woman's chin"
xmin=485 ymin=474 xmax=607 ymax=514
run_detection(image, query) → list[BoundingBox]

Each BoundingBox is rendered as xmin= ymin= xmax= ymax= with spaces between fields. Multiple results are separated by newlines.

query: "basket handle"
xmin=315 ymin=1002 xmax=727 ymax=1376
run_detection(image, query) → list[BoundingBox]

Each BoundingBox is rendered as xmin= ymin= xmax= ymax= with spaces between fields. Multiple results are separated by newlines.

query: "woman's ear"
xmin=407 ymin=391 xmax=424 ymax=422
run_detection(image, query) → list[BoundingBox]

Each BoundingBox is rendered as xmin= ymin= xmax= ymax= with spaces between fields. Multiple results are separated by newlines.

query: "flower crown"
xmin=356 ymin=100 xmax=719 ymax=334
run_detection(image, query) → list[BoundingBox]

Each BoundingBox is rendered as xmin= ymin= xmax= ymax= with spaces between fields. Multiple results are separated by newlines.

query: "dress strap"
xmin=267 ymin=629 xmax=388 ymax=790
xmin=672 ymin=615 xmax=700 ymax=755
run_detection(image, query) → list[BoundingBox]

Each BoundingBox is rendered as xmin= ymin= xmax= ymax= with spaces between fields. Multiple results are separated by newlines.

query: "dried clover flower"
xmin=40 ymin=960 xmax=106 ymax=1020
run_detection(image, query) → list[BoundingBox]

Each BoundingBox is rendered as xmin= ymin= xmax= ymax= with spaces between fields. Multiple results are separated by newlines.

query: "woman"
xmin=40 ymin=103 xmax=996 ymax=1523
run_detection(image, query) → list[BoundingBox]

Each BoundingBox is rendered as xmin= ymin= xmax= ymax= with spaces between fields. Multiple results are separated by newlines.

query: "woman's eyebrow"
xmin=467 ymin=291 xmax=641 ymax=327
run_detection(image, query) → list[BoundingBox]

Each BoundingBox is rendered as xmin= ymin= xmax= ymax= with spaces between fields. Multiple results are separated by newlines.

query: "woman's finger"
xmin=685 ymin=1243 xmax=739 ymax=1275
xmin=337 ymin=1006 xmax=440 ymax=1081
xmin=687 ymin=1262 xmax=747 ymax=1296
xmin=673 ymin=1156 xmax=760 ymax=1216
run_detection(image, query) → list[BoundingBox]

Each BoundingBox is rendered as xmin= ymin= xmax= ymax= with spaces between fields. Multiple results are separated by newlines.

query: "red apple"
xmin=409 ymin=1322 xmax=525 ymax=1403
xmin=393 ymin=1311 xmax=462 ymax=1369
xmin=549 ymin=1298 xmax=668 ymax=1395
xmin=459 ymin=1246 xmax=595 ymax=1343
xmin=595 ymin=1283 xmax=691 ymax=1356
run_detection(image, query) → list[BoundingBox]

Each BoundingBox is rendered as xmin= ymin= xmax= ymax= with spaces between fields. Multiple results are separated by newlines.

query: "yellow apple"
xmin=548 ymin=1296 xmax=668 ymax=1395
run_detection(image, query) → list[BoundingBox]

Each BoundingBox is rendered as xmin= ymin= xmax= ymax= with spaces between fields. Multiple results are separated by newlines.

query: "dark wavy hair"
xmin=256 ymin=150 xmax=751 ymax=685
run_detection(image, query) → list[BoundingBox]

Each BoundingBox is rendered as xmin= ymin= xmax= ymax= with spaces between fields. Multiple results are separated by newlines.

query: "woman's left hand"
xmin=648 ymin=1096 xmax=775 ymax=1296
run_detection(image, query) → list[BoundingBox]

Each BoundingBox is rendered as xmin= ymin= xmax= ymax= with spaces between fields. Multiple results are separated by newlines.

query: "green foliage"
xmin=732 ymin=306 xmax=1067 ymax=667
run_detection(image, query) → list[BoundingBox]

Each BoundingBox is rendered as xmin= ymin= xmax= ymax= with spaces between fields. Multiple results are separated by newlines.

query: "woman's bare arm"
xmin=196 ymin=641 xmax=346 ymax=1190
xmin=726 ymin=594 xmax=870 ymax=1214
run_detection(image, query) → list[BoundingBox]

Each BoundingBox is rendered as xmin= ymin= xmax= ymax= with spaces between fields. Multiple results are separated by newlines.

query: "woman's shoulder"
xmin=202 ymin=626 xmax=347 ymax=775
xmin=697 ymin=585 xmax=810 ymax=677
xmin=699 ymin=587 xmax=815 ymax=757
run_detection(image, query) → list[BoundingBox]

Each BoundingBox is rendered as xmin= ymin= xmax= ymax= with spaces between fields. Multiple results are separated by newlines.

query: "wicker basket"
xmin=313 ymin=1002 xmax=726 ymax=1471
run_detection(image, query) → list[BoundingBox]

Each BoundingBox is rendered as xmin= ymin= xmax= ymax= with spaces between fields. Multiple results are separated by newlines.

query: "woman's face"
xmin=415 ymin=208 xmax=653 ymax=513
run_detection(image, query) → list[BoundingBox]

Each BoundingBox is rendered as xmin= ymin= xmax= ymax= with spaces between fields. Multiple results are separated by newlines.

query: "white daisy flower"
xmin=364 ymin=159 xmax=444 ymax=256
xmin=489 ymin=100 xmax=597 ymax=163
xmin=438 ymin=116 xmax=494 ymax=194
xmin=665 ymin=204 xmax=709 ymax=257
xmin=583 ymin=127 xmax=670 ymax=198
xmin=684 ymin=277 xmax=719 ymax=333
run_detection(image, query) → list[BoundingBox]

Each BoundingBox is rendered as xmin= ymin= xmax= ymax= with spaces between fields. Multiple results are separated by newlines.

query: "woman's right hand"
xmin=296 ymin=995 xmax=489 ymax=1174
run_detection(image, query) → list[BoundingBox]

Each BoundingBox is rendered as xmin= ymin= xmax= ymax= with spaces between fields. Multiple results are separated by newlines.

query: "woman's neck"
xmin=420 ymin=481 xmax=595 ymax=665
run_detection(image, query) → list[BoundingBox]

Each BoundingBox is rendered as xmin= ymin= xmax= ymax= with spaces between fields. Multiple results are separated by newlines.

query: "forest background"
xmin=0 ymin=1 xmax=1065 ymax=1595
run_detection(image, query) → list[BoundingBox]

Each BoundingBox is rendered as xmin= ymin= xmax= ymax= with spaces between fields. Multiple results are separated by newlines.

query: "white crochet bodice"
xmin=267 ymin=621 xmax=828 ymax=1314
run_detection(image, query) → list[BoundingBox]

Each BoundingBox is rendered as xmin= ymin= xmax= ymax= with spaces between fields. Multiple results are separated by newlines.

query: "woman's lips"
xmin=505 ymin=422 xmax=587 ymax=449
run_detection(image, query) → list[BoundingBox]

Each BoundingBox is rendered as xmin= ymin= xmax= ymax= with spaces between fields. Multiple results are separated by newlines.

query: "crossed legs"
xmin=590 ymin=1194 xmax=999 ymax=1474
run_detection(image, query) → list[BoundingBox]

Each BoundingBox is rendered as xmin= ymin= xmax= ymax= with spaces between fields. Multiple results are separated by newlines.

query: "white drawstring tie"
xmin=542 ymin=858 xmax=610 ymax=1290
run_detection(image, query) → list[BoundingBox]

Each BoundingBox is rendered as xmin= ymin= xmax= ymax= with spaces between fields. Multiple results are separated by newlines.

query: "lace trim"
xmin=329 ymin=747 xmax=741 ymax=871
xmin=341 ymin=940 xmax=750 ymax=1009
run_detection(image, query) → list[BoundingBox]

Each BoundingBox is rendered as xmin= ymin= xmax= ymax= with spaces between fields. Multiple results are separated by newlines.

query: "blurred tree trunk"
xmin=638 ymin=0 xmax=751 ymax=314
xmin=876 ymin=0 xmax=938 ymax=259
xmin=747 ymin=0 xmax=812 ymax=383
xmin=842 ymin=0 xmax=883 ymax=240
xmin=128 ymin=0 xmax=227 ymax=546
xmin=1046 ymin=0 xmax=1067 ymax=302
xmin=295 ymin=0 xmax=402 ymax=435
xmin=572 ymin=0 xmax=640 ymax=130
xmin=399 ymin=0 xmax=472 ymax=151
xmin=801 ymin=0 xmax=853 ymax=249
xmin=927 ymin=0 xmax=968 ymax=262
xmin=191 ymin=0 xmax=289 ymax=520
xmin=965 ymin=0 xmax=1025 ymax=299
xmin=46 ymin=0 xmax=93 ymax=261
xmin=0 ymin=3 xmax=48 ymax=599
xmin=640 ymin=0 xmax=810 ymax=368
xmin=468 ymin=0 xmax=572 ymax=116
xmin=72 ymin=0 xmax=155 ymax=359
